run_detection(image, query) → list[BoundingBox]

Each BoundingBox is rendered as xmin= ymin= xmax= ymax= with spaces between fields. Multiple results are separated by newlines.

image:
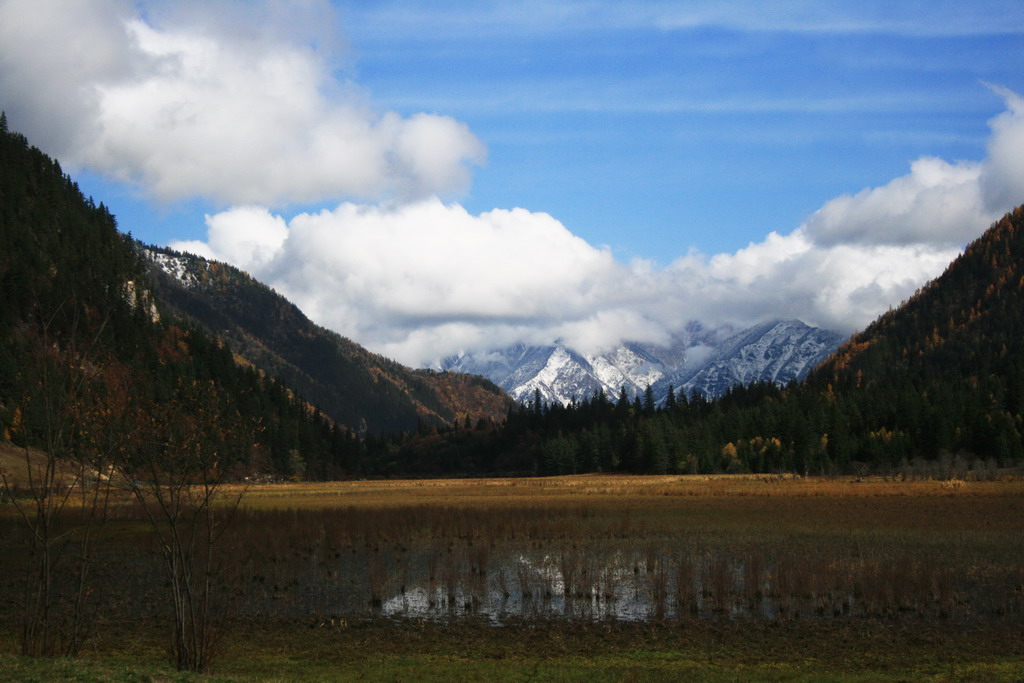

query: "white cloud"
xmin=804 ymin=87 xmax=1024 ymax=248
xmin=0 ymin=0 xmax=136 ymax=152
xmin=172 ymin=90 xmax=1024 ymax=368
xmin=551 ymin=309 xmax=673 ymax=357
xmin=667 ymin=86 xmax=1024 ymax=332
xmin=203 ymin=206 xmax=288 ymax=270
xmin=803 ymin=157 xmax=991 ymax=247
xmin=670 ymin=232 xmax=960 ymax=332
xmin=980 ymin=84 xmax=1024 ymax=211
xmin=172 ymin=199 xmax=627 ymax=363
xmin=0 ymin=0 xmax=485 ymax=205
xmin=140 ymin=0 xmax=347 ymax=60
xmin=5 ymin=0 xmax=1020 ymax=368
xmin=172 ymin=201 xmax=956 ymax=367
xmin=169 ymin=239 xmax=217 ymax=262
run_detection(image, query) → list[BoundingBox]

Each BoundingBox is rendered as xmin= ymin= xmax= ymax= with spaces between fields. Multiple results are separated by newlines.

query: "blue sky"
xmin=339 ymin=2 xmax=1023 ymax=259
xmin=66 ymin=1 xmax=1024 ymax=259
xmin=2 ymin=1 xmax=1024 ymax=364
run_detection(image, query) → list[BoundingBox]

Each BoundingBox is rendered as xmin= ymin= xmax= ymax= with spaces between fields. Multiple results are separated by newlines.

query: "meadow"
xmin=2 ymin=473 xmax=1023 ymax=681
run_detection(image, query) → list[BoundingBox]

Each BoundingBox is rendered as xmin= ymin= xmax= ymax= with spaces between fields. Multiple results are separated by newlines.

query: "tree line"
xmin=380 ymin=207 xmax=1024 ymax=477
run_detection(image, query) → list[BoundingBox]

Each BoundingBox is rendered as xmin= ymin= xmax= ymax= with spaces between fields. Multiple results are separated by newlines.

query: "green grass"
xmin=4 ymin=620 xmax=1022 ymax=682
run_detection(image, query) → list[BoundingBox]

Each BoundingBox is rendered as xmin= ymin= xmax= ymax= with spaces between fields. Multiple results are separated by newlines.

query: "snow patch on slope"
xmin=144 ymin=248 xmax=201 ymax=289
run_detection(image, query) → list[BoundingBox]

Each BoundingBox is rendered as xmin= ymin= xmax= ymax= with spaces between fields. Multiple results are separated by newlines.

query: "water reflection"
xmin=219 ymin=536 xmax=1021 ymax=627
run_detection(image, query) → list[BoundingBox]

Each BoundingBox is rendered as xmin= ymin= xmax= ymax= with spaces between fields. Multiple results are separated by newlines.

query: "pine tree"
xmin=643 ymin=384 xmax=656 ymax=415
xmin=665 ymin=385 xmax=677 ymax=411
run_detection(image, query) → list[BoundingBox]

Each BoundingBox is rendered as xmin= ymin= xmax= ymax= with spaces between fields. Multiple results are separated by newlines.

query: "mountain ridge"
xmin=443 ymin=319 xmax=845 ymax=406
xmin=664 ymin=319 xmax=847 ymax=399
xmin=141 ymin=245 xmax=513 ymax=435
xmin=391 ymin=206 xmax=1024 ymax=476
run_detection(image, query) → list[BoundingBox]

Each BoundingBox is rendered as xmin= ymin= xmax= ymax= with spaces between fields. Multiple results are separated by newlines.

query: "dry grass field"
xmin=3 ymin=473 xmax=1023 ymax=680
xmin=0 ymin=441 xmax=48 ymax=489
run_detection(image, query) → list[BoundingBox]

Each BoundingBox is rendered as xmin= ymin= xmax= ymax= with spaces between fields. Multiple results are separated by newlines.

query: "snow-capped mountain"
xmin=442 ymin=320 xmax=845 ymax=405
xmin=443 ymin=343 xmax=668 ymax=405
xmin=660 ymin=320 xmax=847 ymax=400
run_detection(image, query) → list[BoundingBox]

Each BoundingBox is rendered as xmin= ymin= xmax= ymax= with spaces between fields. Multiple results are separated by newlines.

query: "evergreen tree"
xmin=643 ymin=384 xmax=656 ymax=415
xmin=665 ymin=385 xmax=677 ymax=412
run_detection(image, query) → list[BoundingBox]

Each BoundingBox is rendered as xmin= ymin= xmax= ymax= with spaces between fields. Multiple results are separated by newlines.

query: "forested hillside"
xmin=0 ymin=117 xmax=365 ymax=480
xmin=393 ymin=207 xmax=1024 ymax=476
xmin=143 ymin=246 xmax=511 ymax=435
xmin=805 ymin=205 xmax=1024 ymax=467
xmin=3 ymin=113 xmax=1020 ymax=480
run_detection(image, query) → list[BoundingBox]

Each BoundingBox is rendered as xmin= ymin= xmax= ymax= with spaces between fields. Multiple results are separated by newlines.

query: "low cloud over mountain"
xmin=3 ymin=1 xmax=1022 ymax=368
xmin=172 ymin=89 xmax=1019 ymax=368
xmin=168 ymin=87 xmax=1023 ymax=367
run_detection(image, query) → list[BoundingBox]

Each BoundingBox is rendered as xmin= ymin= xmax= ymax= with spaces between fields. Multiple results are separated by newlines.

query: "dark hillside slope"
xmin=141 ymin=246 xmax=511 ymax=435
xmin=0 ymin=120 xmax=362 ymax=479
xmin=817 ymin=206 xmax=1024 ymax=388
xmin=803 ymin=205 xmax=1024 ymax=467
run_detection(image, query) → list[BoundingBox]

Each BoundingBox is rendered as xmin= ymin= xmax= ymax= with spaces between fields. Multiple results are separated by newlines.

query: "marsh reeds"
xmin=366 ymin=551 xmax=386 ymax=608
xmin=647 ymin=553 xmax=670 ymax=620
xmin=4 ymin=475 xmax=1021 ymax=632
xmin=674 ymin=554 xmax=698 ymax=618
xmin=559 ymin=548 xmax=580 ymax=601
xmin=201 ymin=485 xmax=1024 ymax=624
xmin=706 ymin=553 xmax=732 ymax=614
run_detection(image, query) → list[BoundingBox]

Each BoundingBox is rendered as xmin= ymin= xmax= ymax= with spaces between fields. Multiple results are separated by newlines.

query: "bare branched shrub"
xmin=121 ymin=384 xmax=245 ymax=673
xmin=1 ymin=314 xmax=127 ymax=658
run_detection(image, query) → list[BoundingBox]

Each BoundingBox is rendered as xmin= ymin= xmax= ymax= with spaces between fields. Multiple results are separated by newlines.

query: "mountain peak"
xmin=444 ymin=320 xmax=846 ymax=406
